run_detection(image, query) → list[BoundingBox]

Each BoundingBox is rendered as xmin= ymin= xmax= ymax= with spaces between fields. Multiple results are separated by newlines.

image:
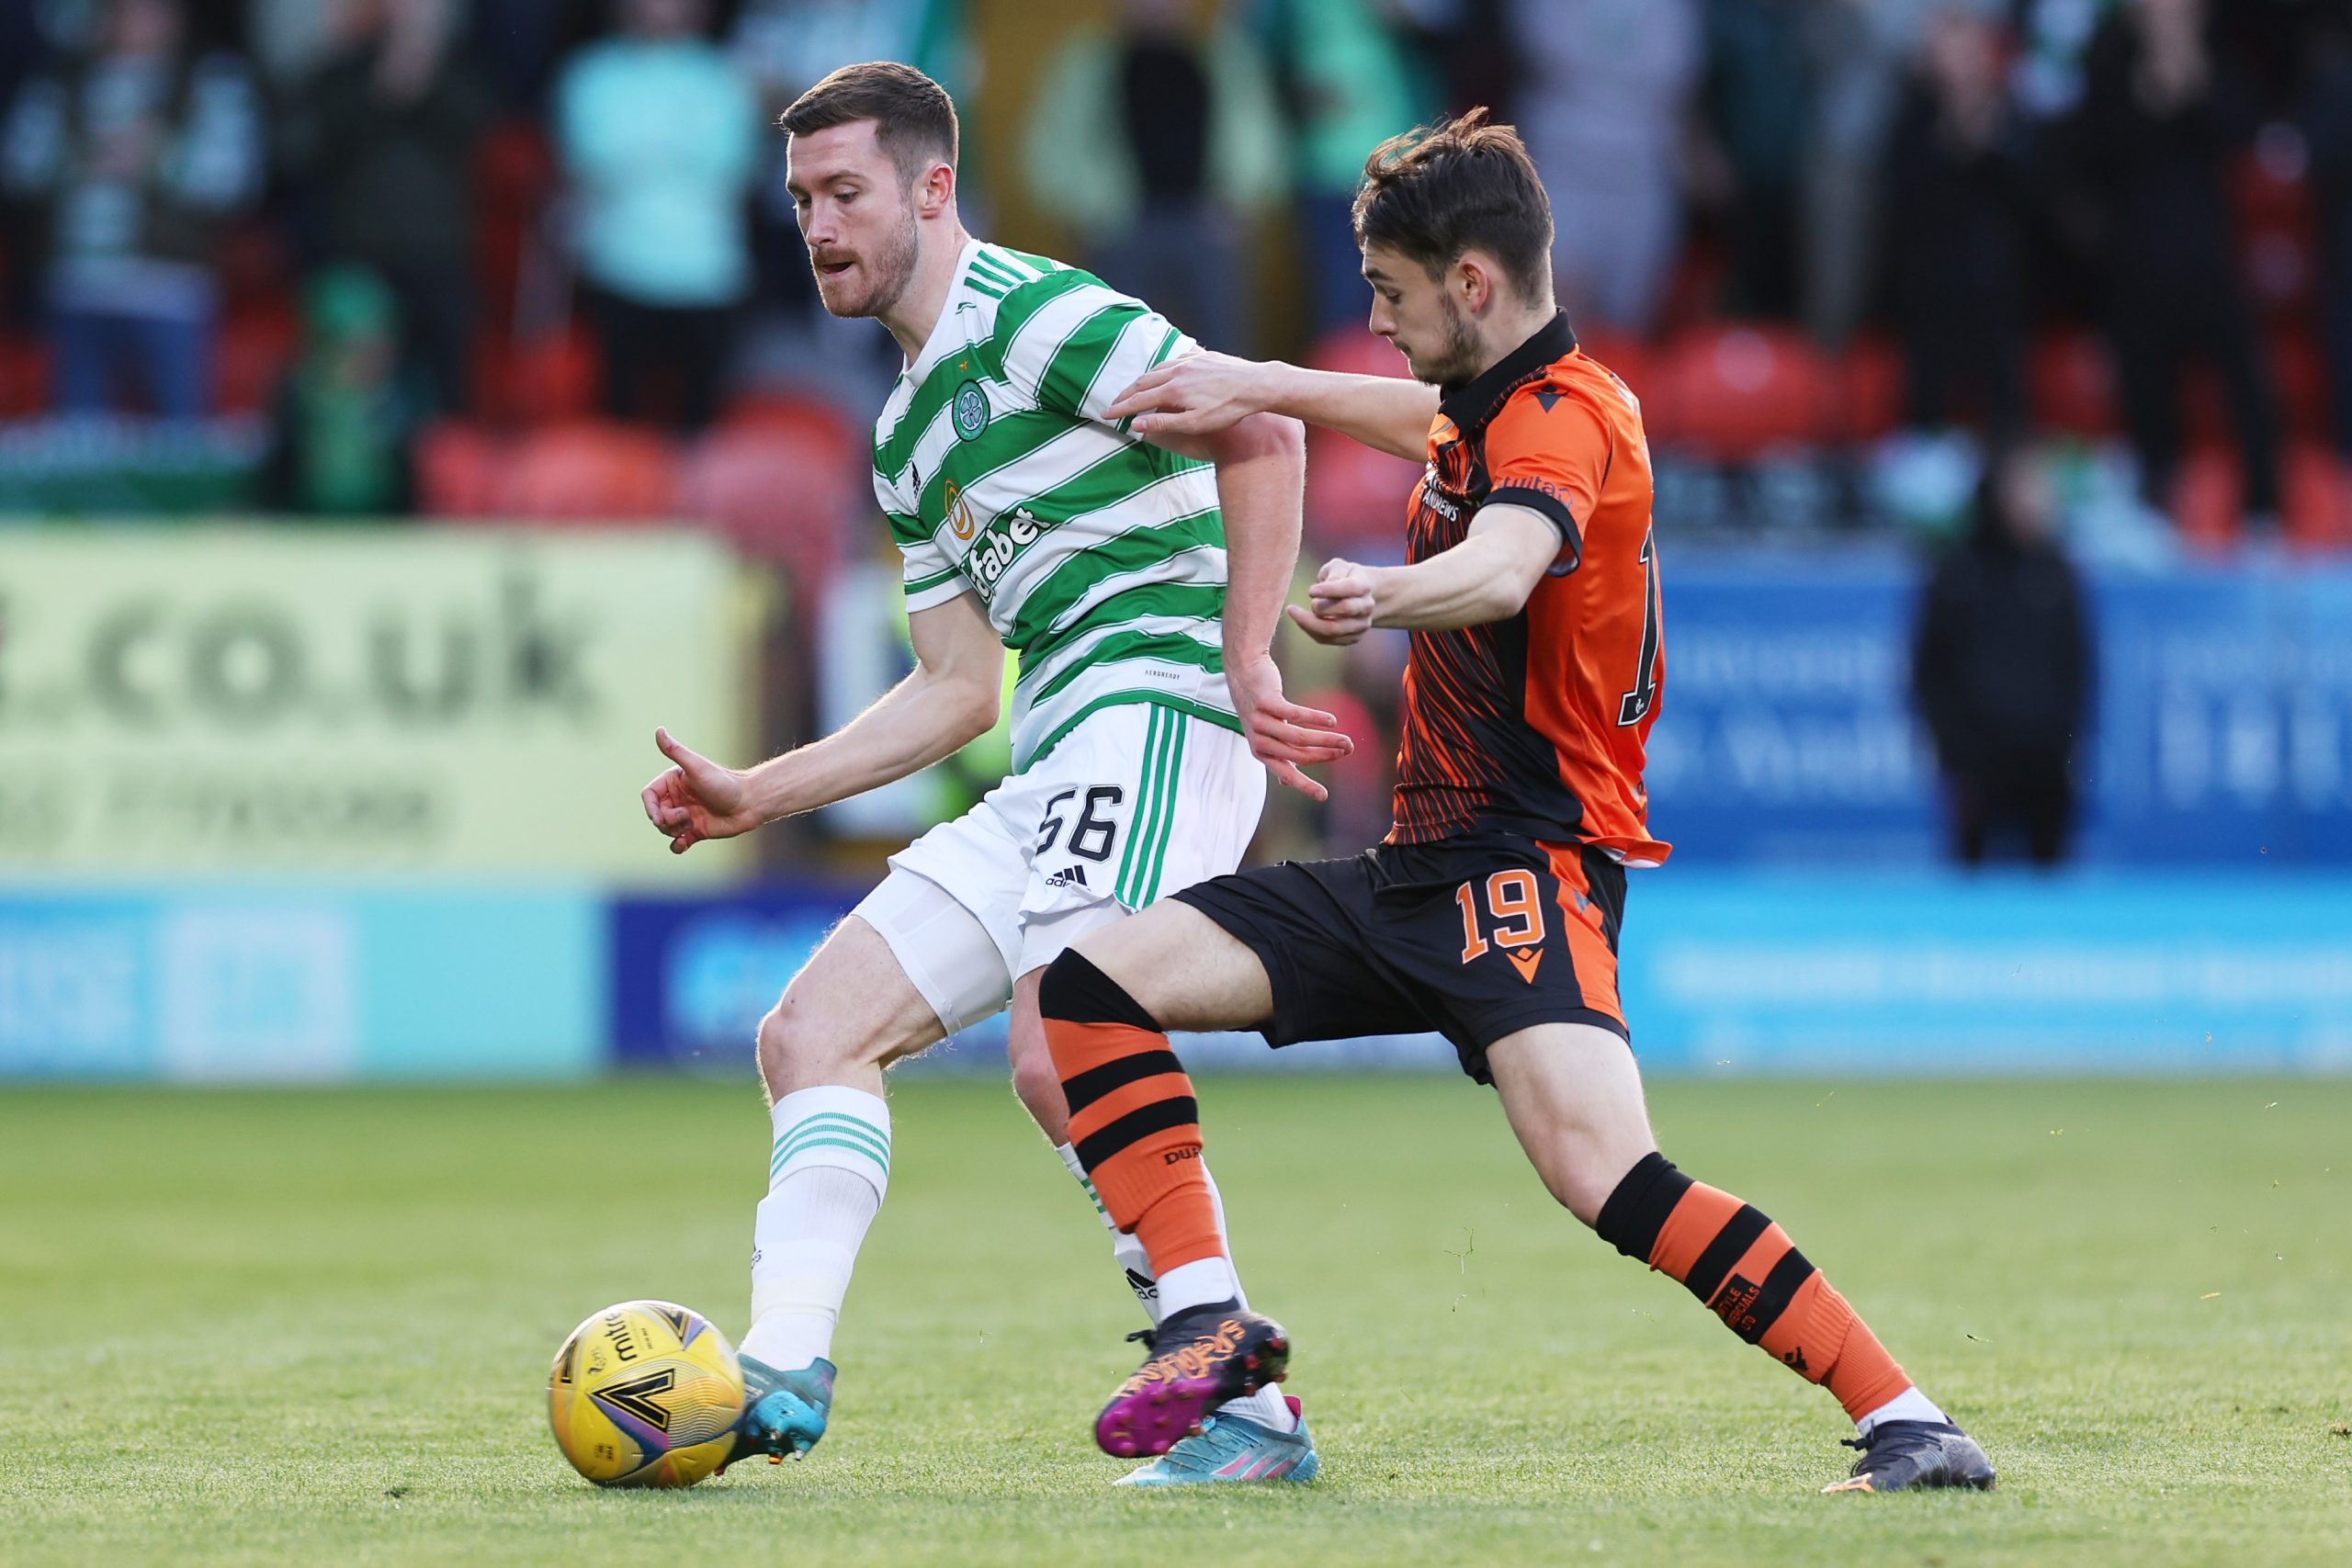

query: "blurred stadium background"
xmin=4 ymin=0 xmax=2349 ymax=1085
xmin=7 ymin=4 xmax=2352 ymax=1562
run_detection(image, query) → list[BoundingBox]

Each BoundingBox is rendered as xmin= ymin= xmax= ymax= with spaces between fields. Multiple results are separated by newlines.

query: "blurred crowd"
xmin=3 ymin=0 xmax=2346 ymax=860
xmin=0 ymin=0 xmax=2343 ymax=528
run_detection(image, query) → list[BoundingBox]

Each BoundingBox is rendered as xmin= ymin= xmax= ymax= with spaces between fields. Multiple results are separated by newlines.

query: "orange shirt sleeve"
xmin=1480 ymin=382 xmax=1613 ymax=574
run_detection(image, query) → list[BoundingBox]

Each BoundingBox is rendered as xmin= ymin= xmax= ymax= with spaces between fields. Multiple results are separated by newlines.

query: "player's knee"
xmin=1036 ymin=949 xmax=1162 ymax=1077
xmin=754 ymin=998 xmax=853 ymax=1097
xmin=1526 ymin=1140 xmax=1628 ymax=1228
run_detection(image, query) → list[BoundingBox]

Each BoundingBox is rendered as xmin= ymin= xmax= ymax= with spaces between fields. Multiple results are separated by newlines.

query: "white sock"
xmin=1856 ymin=1385 xmax=1949 ymax=1438
xmin=1155 ymin=1256 xmax=1240 ymax=1318
xmin=1055 ymin=1143 xmax=1296 ymax=1435
xmin=1199 ymin=1166 xmax=1296 ymax=1433
xmin=742 ymin=1087 xmax=889 ymax=1371
xmin=1057 ymin=1142 xmax=1163 ymax=1322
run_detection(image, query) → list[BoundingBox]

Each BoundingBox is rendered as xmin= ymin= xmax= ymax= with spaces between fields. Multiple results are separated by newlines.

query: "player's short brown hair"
xmin=1352 ymin=108 xmax=1554 ymax=304
xmin=780 ymin=61 xmax=959 ymax=187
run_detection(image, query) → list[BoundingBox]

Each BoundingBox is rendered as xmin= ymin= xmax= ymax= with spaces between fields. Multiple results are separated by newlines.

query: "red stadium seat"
xmin=2232 ymin=141 xmax=2318 ymax=321
xmin=493 ymin=420 xmax=679 ymax=520
xmin=0 ymin=334 xmax=45 ymax=416
xmin=2173 ymin=446 xmax=2241 ymax=547
xmin=213 ymin=307 xmax=296 ymax=414
xmin=2270 ymin=332 xmax=2328 ymax=442
xmin=1574 ymin=327 xmax=1655 ymax=414
xmin=2030 ymin=330 xmax=2120 ymax=437
xmin=1305 ymin=426 xmax=1423 ymax=550
xmin=2178 ymin=442 xmax=2352 ymax=548
xmin=2285 ymin=444 xmax=2352 ymax=548
xmin=413 ymin=420 xmax=502 ymax=517
xmin=1646 ymin=324 xmax=1837 ymax=460
xmin=1304 ymin=322 xmax=1410 ymax=379
xmin=1838 ymin=334 xmax=1905 ymax=443
xmin=480 ymin=326 xmax=600 ymax=426
xmin=678 ymin=398 xmax=864 ymax=587
xmin=1299 ymin=324 xmax=1424 ymax=549
xmin=473 ymin=124 xmax=558 ymax=336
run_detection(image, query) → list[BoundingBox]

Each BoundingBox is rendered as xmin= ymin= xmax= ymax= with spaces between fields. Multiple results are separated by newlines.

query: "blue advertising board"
xmin=0 ymin=887 xmax=604 ymax=1080
xmin=603 ymin=874 xmax=2352 ymax=1079
xmin=1651 ymin=556 xmax=2352 ymax=865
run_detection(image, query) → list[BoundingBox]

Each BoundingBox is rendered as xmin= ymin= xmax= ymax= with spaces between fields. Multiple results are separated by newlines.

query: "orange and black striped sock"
xmin=1595 ymin=1153 xmax=1914 ymax=1422
xmin=1038 ymin=952 xmax=1224 ymax=1275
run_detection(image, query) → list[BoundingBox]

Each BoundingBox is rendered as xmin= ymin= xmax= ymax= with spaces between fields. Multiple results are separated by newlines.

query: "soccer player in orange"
xmin=1035 ymin=111 xmax=1997 ymax=1495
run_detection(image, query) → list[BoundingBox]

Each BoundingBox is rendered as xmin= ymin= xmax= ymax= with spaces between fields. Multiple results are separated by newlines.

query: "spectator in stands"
xmin=260 ymin=264 xmax=416 ymax=514
xmin=1263 ymin=0 xmax=1432 ymax=334
xmin=1798 ymin=0 xmax=1935 ymax=349
xmin=244 ymin=0 xmax=360 ymax=93
xmin=1023 ymin=0 xmax=1287 ymax=353
xmin=1506 ymin=0 xmax=1702 ymax=336
xmin=1912 ymin=446 xmax=2091 ymax=868
xmin=1 ymin=0 xmax=261 ymax=420
xmin=469 ymin=0 xmax=581 ymax=114
xmin=2073 ymin=0 xmax=2283 ymax=529
xmin=2305 ymin=5 xmax=2352 ymax=465
xmin=555 ymin=0 xmax=758 ymax=433
xmin=280 ymin=0 xmax=490 ymax=416
xmin=1883 ymin=2 xmax=2037 ymax=439
xmin=729 ymin=0 xmax=964 ymax=406
xmin=1702 ymin=0 xmax=1812 ymax=319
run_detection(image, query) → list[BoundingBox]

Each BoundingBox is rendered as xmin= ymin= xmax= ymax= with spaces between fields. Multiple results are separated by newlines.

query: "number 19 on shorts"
xmin=1456 ymin=870 xmax=1546 ymax=964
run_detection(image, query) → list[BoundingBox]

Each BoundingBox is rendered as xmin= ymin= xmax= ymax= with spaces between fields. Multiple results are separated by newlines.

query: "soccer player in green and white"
xmin=639 ymin=62 xmax=1346 ymax=1484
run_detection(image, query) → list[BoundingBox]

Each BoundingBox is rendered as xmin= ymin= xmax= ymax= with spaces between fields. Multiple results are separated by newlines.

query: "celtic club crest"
xmin=953 ymin=380 xmax=989 ymax=441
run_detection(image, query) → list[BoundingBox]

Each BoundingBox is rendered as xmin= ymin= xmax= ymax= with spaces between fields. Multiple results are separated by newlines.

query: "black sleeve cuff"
xmin=1486 ymin=482 xmax=1583 ymax=574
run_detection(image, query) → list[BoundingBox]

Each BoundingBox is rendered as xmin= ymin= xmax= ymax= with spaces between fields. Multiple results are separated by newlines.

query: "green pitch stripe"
xmin=1138 ymin=712 xmax=1188 ymax=904
xmin=1114 ymin=705 xmax=1171 ymax=907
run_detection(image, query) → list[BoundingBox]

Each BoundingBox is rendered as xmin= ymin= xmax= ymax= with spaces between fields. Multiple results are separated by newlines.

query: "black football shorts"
xmin=1170 ymin=829 xmax=1629 ymax=1085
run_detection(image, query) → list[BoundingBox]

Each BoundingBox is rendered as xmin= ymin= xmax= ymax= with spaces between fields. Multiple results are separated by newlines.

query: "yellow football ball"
xmin=548 ymin=1301 xmax=744 ymax=1487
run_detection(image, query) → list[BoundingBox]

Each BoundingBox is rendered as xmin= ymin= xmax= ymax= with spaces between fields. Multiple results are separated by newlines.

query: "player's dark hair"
xmin=1352 ymin=108 xmax=1554 ymax=305
xmin=780 ymin=61 xmax=959 ymax=187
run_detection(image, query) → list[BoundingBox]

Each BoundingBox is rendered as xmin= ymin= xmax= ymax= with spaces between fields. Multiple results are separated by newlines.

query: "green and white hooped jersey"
xmin=872 ymin=240 xmax=1238 ymax=772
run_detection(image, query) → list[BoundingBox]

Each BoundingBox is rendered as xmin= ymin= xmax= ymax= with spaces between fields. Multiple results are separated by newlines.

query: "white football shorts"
xmin=853 ymin=701 xmax=1265 ymax=1034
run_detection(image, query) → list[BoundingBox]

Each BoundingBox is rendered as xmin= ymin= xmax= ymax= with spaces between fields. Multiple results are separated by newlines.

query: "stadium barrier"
xmin=0 ymin=886 xmax=604 ymax=1080
xmin=1656 ymin=553 xmax=2352 ymax=863
xmin=6 ymin=873 xmax=2346 ymax=1080
xmin=605 ymin=874 xmax=2352 ymax=1080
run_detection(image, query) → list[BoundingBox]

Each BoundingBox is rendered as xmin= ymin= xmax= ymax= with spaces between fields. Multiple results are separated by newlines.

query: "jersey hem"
xmin=1016 ymin=690 xmax=1243 ymax=773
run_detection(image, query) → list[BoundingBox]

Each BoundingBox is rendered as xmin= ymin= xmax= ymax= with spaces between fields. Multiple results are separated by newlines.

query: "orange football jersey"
xmin=1386 ymin=312 xmax=1669 ymax=865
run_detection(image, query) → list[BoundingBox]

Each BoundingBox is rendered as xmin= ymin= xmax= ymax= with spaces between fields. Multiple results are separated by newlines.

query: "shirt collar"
xmin=1437 ymin=310 xmax=1579 ymax=435
xmin=901 ymin=239 xmax=983 ymax=384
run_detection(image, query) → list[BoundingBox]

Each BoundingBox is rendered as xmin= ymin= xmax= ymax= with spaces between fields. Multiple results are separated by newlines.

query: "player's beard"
xmin=812 ymin=206 xmax=920 ymax=321
xmin=1403 ymin=295 xmax=1486 ymax=387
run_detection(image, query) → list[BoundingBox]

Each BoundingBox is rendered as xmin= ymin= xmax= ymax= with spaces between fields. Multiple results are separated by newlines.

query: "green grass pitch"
xmin=4 ymin=1075 xmax=2347 ymax=1566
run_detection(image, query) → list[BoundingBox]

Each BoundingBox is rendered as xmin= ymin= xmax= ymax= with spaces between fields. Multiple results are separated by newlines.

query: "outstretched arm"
xmin=1144 ymin=412 xmax=1352 ymax=801
xmin=1108 ymin=351 xmax=1437 ymax=462
xmin=1287 ymin=505 xmax=1563 ymax=645
xmin=641 ymin=592 xmax=1003 ymax=853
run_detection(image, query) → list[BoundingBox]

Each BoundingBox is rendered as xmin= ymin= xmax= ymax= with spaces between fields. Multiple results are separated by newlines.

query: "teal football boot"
xmin=724 ymin=1355 xmax=835 ymax=1469
xmin=1114 ymin=1397 xmax=1318 ymax=1486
